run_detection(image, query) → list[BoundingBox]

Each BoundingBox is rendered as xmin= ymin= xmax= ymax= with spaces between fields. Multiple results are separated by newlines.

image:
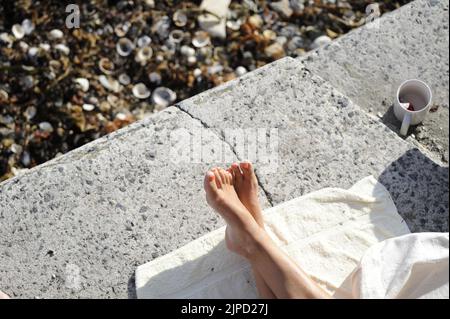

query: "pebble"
xmin=269 ymin=0 xmax=293 ymax=18
xmin=310 ymin=35 xmax=332 ymax=50
xmin=82 ymin=104 xmax=95 ymax=112
xmin=264 ymin=43 xmax=285 ymax=59
xmin=39 ymin=122 xmax=54 ymax=133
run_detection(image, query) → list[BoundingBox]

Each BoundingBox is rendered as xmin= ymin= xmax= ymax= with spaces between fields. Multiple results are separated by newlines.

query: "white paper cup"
xmin=394 ymin=79 xmax=432 ymax=136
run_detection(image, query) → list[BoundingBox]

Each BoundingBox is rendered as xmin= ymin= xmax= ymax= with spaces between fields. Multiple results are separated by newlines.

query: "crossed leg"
xmin=204 ymin=163 xmax=331 ymax=299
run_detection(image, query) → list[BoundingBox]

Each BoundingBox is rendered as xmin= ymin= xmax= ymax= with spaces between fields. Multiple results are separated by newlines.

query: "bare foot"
xmin=204 ymin=167 xmax=262 ymax=258
xmin=229 ymin=162 xmax=264 ymax=229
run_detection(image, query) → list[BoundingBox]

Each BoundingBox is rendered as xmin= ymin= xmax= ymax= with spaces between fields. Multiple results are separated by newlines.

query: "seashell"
xmin=49 ymin=29 xmax=64 ymax=40
xmin=193 ymin=68 xmax=202 ymax=78
xmin=115 ymin=112 xmax=127 ymax=121
xmin=132 ymin=83 xmax=151 ymax=99
xmin=55 ymin=43 xmax=70 ymax=55
xmin=24 ymin=106 xmax=37 ymax=120
xmin=226 ymin=20 xmax=242 ymax=31
xmin=82 ymin=103 xmax=95 ymax=112
xmin=21 ymin=151 xmax=31 ymax=167
xmin=248 ymin=15 xmax=263 ymax=29
xmin=18 ymin=41 xmax=29 ymax=53
xmin=114 ymin=22 xmax=130 ymax=37
xmin=0 ymin=114 xmax=13 ymax=125
xmin=99 ymin=75 xmax=121 ymax=93
xmin=192 ymin=31 xmax=210 ymax=48
xmin=145 ymin=0 xmax=155 ymax=8
xmin=135 ymin=46 xmax=153 ymax=65
xmin=28 ymin=46 xmax=39 ymax=57
xmin=264 ymin=42 xmax=285 ymax=59
xmin=99 ymin=101 xmax=111 ymax=112
xmin=169 ymin=30 xmax=184 ymax=44
xmin=137 ymin=35 xmax=152 ymax=48
xmin=187 ymin=56 xmax=197 ymax=65
xmin=275 ymin=36 xmax=288 ymax=46
xmin=12 ymin=24 xmax=25 ymax=39
xmin=49 ymin=60 xmax=62 ymax=73
xmin=0 ymin=89 xmax=9 ymax=103
xmin=39 ymin=122 xmax=54 ymax=133
xmin=10 ymin=143 xmax=23 ymax=154
xmin=310 ymin=35 xmax=332 ymax=50
xmin=287 ymin=36 xmax=305 ymax=51
xmin=263 ymin=10 xmax=278 ymax=25
xmin=148 ymin=72 xmax=162 ymax=85
xmin=21 ymin=19 xmax=35 ymax=35
xmin=173 ymin=10 xmax=188 ymax=27
xmin=20 ymin=75 xmax=34 ymax=90
xmin=153 ymin=16 xmax=171 ymax=39
xmin=162 ymin=41 xmax=176 ymax=54
xmin=0 ymin=32 xmax=14 ymax=47
xmin=39 ymin=43 xmax=51 ymax=51
xmin=235 ymin=66 xmax=248 ymax=77
xmin=73 ymin=78 xmax=90 ymax=92
xmin=118 ymin=73 xmax=131 ymax=85
xmin=152 ymin=87 xmax=176 ymax=108
xmin=180 ymin=45 xmax=195 ymax=57
xmin=116 ymin=37 xmax=135 ymax=56
xmin=263 ymin=30 xmax=277 ymax=41
xmin=99 ymin=57 xmax=115 ymax=74
xmin=208 ymin=64 xmax=224 ymax=75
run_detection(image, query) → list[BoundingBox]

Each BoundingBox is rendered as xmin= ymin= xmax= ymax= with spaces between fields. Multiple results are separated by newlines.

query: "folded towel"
xmin=351 ymin=232 xmax=449 ymax=299
xmin=135 ymin=176 xmax=410 ymax=298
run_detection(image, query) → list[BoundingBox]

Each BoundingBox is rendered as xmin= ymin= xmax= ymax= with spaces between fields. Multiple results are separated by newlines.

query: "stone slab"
xmin=0 ymin=107 xmax=270 ymax=298
xmin=301 ymin=0 xmax=449 ymax=163
xmin=178 ymin=57 xmax=449 ymax=233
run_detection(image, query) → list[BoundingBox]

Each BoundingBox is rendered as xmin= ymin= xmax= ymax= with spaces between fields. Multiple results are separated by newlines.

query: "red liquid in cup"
xmin=399 ymin=89 xmax=427 ymax=112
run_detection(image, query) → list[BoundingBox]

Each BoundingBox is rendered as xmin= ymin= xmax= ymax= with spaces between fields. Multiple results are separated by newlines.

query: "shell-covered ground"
xmin=0 ymin=0 xmax=410 ymax=181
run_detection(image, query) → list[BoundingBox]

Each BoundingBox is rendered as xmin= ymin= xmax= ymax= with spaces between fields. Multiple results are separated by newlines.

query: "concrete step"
xmin=300 ymin=0 xmax=449 ymax=163
xmin=178 ymin=57 xmax=448 ymax=234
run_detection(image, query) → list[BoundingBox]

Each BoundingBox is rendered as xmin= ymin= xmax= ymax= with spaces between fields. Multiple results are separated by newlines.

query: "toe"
xmin=240 ymin=161 xmax=252 ymax=170
xmin=218 ymin=168 xmax=229 ymax=185
xmin=239 ymin=161 xmax=252 ymax=179
xmin=212 ymin=168 xmax=222 ymax=188
xmin=204 ymin=171 xmax=217 ymax=191
xmin=231 ymin=162 xmax=243 ymax=183
xmin=225 ymin=170 xmax=233 ymax=184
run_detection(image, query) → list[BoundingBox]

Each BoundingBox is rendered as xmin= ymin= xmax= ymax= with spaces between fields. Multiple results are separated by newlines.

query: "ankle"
xmin=241 ymin=225 xmax=268 ymax=260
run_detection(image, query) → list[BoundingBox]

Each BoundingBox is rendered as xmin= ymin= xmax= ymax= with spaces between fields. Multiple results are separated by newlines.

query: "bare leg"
xmin=204 ymin=167 xmax=331 ymax=299
xmin=228 ymin=162 xmax=276 ymax=299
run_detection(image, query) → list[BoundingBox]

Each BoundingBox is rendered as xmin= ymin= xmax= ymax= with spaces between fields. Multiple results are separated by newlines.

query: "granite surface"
xmin=302 ymin=0 xmax=449 ymax=163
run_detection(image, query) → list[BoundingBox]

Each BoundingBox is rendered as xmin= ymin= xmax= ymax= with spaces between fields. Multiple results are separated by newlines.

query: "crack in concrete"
xmin=175 ymin=104 xmax=274 ymax=207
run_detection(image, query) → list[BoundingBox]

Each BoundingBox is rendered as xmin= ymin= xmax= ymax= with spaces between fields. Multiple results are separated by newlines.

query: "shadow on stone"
xmin=378 ymin=148 xmax=449 ymax=233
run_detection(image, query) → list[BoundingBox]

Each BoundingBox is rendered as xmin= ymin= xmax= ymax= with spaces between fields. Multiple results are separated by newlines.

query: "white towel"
xmin=135 ymin=176 xmax=410 ymax=298
xmin=351 ymin=232 xmax=449 ymax=299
